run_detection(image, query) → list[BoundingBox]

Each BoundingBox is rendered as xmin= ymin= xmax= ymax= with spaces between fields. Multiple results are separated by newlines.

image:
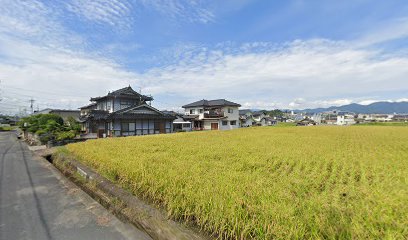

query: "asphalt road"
xmin=0 ymin=131 xmax=152 ymax=240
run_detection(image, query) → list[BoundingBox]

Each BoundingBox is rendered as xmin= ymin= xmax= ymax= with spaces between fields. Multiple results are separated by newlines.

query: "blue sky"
xmin=1 ymin=0 xmax=408 ymax=114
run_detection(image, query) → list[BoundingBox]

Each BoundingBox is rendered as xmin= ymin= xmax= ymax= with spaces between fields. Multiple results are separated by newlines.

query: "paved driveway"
xmin=0 ymin=131 xmax=151 ymax=240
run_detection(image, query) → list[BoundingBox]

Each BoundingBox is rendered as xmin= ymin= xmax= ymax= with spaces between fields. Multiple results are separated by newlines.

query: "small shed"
xmin=173 ymin=117 xmax=192 ymax=132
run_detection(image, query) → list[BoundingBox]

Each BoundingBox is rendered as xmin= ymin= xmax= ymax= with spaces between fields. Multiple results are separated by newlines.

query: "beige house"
xmin=182 ymin=99 xmax=241 ymax=130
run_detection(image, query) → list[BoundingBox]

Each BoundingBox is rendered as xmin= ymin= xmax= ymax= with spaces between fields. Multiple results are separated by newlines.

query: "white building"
xmin=336 ymin=114 xmax=356 ymax=125
xmin=371 ymin=114 xmax=394 ymax=122
xmin=311 ymin=114 xmax=322 ymax=124
xmin=182 ymin=99 xmax=241 ymax=130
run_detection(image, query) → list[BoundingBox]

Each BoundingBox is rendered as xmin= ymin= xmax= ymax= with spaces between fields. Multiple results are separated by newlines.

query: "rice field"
xmin=65 ymin=126 xmax=408 ymax=239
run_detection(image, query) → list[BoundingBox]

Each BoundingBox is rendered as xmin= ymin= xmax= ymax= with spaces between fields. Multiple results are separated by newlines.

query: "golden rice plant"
xmin=66 ymin=126 xmax=408 ymax=239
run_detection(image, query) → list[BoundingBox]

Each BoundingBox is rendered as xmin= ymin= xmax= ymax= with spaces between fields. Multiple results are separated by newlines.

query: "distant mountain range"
xmin=294 ymin=101 xmax=408 ymax=114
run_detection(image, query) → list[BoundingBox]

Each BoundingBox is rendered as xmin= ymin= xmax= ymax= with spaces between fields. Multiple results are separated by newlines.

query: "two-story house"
xmin=239 ymin=109 xmax=255 ymax=127
xmin=182 ymin=99 xmax=241 ymax=130
xmin=79 ymin=86 xmax=176 ymax=138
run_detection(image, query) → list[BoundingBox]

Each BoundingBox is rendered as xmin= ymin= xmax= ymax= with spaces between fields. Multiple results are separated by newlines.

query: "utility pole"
xmin=29 ymin=98 xmax=35 ymax=114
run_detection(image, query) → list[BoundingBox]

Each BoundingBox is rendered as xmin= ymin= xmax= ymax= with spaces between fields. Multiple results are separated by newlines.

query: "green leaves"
xmin=19 ymin=113 xmax=79 ymax=143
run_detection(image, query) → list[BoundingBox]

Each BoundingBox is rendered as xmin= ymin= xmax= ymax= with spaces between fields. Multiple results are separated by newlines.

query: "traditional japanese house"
xmin=79 ymin=86 xmax=176 ymax=138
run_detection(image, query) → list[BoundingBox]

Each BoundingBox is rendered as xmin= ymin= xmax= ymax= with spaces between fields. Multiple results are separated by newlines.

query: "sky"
xmin=0 ymin=0 xmax=408 ymax=115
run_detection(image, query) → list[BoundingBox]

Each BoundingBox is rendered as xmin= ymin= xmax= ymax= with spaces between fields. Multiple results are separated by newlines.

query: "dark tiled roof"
xmin=90 ymin=86 xmax=153 ymax=102
xmin=161 ymin=110 xmax=181 ymax=116
xmin=239 ymin=109 xmax=252 ymax=115
xmin=79 ymin=103 xmax=97 ymax=109
xmin=110 ymin=104 xmax=176 ymax=120
xmin=182 ymin=115 xmax=199 ymax=120
xmin=252 ymin=111 xmax=266 ymax=117
xmin=182 ymin=99 xmax=241 ymax=108
xmin=50 ymin=109 xmax=80 ymax=113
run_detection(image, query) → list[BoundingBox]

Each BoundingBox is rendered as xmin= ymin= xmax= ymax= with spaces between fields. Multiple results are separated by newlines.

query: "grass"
xmin=0 ymin=126 xmax=13 ymax=131
xmin=66 ymin=126 xmax=408 ymax=239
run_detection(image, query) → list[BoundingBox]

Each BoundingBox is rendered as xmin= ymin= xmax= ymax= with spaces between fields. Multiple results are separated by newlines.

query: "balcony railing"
xmin=204 ymin=111 xmax=224 ymax=118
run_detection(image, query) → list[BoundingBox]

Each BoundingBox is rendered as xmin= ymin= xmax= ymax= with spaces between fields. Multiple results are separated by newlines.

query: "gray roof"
xmin=239 ymin=109 xmax=252 ymax=115
xmin=252 ymin=111 xmax=266 ymax=117
xmin=182 ymin=99 xmax=241 ymax=108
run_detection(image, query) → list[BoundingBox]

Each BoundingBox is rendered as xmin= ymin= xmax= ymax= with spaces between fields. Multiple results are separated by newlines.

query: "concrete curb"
xmin=37 ymin=149 xmax=208 ymax=240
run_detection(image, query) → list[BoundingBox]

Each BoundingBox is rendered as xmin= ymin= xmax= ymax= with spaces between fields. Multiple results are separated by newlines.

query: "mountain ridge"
xmin=295 ymin=101 xmax=408 ymax=114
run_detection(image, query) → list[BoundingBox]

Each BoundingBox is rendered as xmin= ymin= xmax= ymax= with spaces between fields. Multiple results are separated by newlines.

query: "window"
xmin=222 ymin=121 xmax=228 ymax=126
xmin=121 ymin=122 xmax=129 ymax=131
xmin=199 ymin=109 xmax=204 ymax=113
xmin=107 ymin=101 xmax=111 ymax=111
xmin=182 ymin=123 xmax=190 ymax=128
xmin=97 ymin=102 xmax=105 ymax=110
xmin=190 ymin=109 xmax=195 ymax=114
xmin=228 ymin=108 xmax=233 ymax=113
xmin=119 ymin=120 xmax=171 ymax=136
xmin=230 ymin=120 xmax=237 ymax=125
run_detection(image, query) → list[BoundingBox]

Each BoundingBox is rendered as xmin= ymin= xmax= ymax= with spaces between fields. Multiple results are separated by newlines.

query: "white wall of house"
xmin=97 ymin=99 xmax=114 ymax=112
xmin=219 ymin=119 xmax=239 ymax=130
xmin=252 ymin=113 xmax=266 ymax=122
xmin=222 ymin=106 xmax=239 ymax=120
xmin=184 ymin=107 xmax=204 ymax=117
xmin=336 ymin=115 xmax=356 ymax=125
xmin=203 ymin=120 xmax=220 ymax=130
xmin=241 ymin=118 xmax=254 ymax=127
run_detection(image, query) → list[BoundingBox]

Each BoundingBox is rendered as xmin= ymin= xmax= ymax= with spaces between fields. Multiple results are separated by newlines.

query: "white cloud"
xmin=66 ymin=0 xmax=133 ymax=29
xmin=396 ymin=98 xmax=408 ymax=102
xmin=139 ymin=0 xmax=215 ymax=23
xmin=141 ymin=39 xmax=408 ymax=109
xmin=355 ymin=17 xmax=408 ymax=47
xmin=0 ymin=0 xmax=146 ymax=114
xmin=0 ymin=0 xmax=407 ymax=115
xmin=358 ymin=100 xmax=384 ymax=105
xmin=64 ymin=0 xmax=215 ymax=29
xmin=0 ymin=35 xmax=141 ymax=113
xmin=358 ymin=98 xmax=408 ymax=105
xmin=0 ymin=0 xmax=84 ymax=47
xmin=242 ymin=101 xmax=280 ymax=110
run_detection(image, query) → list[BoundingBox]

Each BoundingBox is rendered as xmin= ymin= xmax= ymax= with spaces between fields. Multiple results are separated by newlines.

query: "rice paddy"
xmin=65 ymin=126 xmax=408 ymax=239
